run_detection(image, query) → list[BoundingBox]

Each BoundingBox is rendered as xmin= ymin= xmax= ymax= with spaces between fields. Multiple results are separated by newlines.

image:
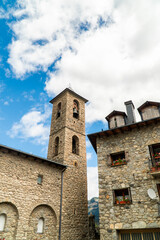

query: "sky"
xmin=0 ymin=0 xmax=160 ymax=200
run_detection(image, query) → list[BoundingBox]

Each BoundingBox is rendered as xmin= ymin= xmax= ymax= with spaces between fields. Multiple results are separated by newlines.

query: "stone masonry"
xmin=0 ymin=146 xmax=64 ymax=240
xmin=47 ymin=88 xmax=89 ymax=240
xmin=89 ymin=119 xmax=160 ymax=240
xmin=97 ymin=122 xmax=160 ymax=239
xmin=88 ymin=101 xmax=160 ymax=240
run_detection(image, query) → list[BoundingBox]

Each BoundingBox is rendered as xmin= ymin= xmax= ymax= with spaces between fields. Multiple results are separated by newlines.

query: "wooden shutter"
xmin=128 ymin=188 xmax=132 ymax=203
xmin=113 ymin=190 xmax=116 ymax=204
xmin=107 ymin=154 xmax=112 ymax=166
xmin=149 ymin=145 xmax=156 ymax=166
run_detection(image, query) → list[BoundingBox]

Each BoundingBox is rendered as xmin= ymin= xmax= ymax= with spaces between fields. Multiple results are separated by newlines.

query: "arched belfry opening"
xmin=56 ymin=102 xmax=61 ymax=119
xmin=73 ymin=100 xmax=79 ymax=119
xmin=72 ymin=135 xmax=79 ymax=155
xmin=55 ymin=137 xmax=59 ymax=156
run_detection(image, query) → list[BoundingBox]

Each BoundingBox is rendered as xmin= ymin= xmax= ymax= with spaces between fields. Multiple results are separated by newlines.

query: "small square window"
xmin=113 ymin=188 xmax=132 ymax=205
xmin=37 ymin=175 xmax=43 ymax=185
xmin=110 ymin=151 xmax=126 ymax=166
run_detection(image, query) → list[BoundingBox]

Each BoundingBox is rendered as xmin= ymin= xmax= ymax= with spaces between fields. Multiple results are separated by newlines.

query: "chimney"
xmin=125 ymin=100 xmax=136 ymax=124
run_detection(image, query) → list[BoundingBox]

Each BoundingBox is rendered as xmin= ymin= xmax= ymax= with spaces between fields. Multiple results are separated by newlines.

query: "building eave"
xmin=0 ymin=144 xmax=67 ymax=169
xmin=88 ymin=116 xmax=160 ymax=153
xmin=105 ymin=110 xmax=127 ymax=121
xmin=50 ymin=88 xmax=88 ymax=104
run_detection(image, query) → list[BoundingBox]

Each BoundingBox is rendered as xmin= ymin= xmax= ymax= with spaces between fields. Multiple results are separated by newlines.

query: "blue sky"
xmin=1 ymin=0 xmax=160 ymax=199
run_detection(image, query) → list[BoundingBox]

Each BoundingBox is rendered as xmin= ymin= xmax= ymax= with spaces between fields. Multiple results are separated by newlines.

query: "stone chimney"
xmin=125 ymin=100 xmax=136 ymax=124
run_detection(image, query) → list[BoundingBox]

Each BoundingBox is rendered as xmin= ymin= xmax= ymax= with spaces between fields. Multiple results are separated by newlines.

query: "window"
xmin=149 ymin=143 xmax=160 ymax=167
xmin=55 ymin=137 xmax=59 ymax=156
xmin=120 ymin=230 xmax=160 ymax=240
xmin=56 ymin=102 xmax=61 ymax=119
xmin=37 ymin=175 xmax=43 ymax=185
xmin=0 ymin=214 xmax=6 ymax=231
xmin=113 ymin=188 xmax=132 ymax=205
xmin=73 ymin=100 xmax=79 ymax=119
xmin=108 ymin=151 xmax=128 ymax=166
xmin=37 ymin=217 xmax=44 ymax=233
xmin=72 ymin=135 xmax=79 ymax=155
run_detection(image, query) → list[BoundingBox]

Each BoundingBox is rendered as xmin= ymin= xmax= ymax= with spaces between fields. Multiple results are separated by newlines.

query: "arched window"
xmin=55 ymin=137 xmax=59 ymax=156
xmin=73 ymin=100 xmax=79 ymax=119
xmin=72 ymin=135 xmax=79 ymax=155
xmin=56 ymin=102 xmax=61 ymax=119
xmin=0 ymin=214 xmax=6 ymax=231
xmin=37 ymin=217 xmax=44 ymax=233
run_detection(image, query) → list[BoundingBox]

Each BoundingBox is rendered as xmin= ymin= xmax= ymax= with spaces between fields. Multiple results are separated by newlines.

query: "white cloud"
xmin=4 ymin=101 xmax=9 ymax=105
xmin=8 ymin=104 xmax=51 ymax=145
xmin=87 ymin=167 xmax=99 ymax=200
xmin=7 ymin=0 xmax=113 ymax=77
xmin=22 ymin=90 xmax=35 ymax=101
xmin=6 ymin=0 xmax=160 ymax=123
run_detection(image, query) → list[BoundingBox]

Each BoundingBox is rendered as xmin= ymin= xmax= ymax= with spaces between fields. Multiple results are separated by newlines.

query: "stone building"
xmin=48 ymin=88 xmax=89 ymax=240
xmin=0 ymin=88 xmax=89 ymax=240
xmin=88 ymin=100 xmax=160 ymax=240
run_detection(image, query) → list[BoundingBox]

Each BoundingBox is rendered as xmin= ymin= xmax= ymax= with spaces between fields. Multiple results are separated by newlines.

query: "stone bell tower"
xmin=47 ymin=88 xmax=89 ymax=240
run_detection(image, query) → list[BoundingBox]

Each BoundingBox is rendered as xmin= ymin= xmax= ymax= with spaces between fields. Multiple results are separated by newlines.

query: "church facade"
xmin=0 ymin=88 xmax=89 ymax=240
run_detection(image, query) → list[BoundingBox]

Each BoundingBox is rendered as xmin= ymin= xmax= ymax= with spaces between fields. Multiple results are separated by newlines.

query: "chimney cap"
xmin=124 ymin=100 xmax=135 ymax=108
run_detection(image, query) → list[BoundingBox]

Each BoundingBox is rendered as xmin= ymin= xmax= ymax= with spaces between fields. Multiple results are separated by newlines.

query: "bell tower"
xmin=47 ymin=88 xmax=89 ymax=240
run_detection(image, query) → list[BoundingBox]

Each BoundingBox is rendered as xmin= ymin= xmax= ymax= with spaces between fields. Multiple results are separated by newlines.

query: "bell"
xmin=73 ymin=108 xmax=78 ymax=113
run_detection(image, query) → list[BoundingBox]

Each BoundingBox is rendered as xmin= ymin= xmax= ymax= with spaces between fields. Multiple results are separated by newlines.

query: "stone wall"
xmin=109 ymin=115 xmax=125 ymax=129
xmin=48 ymin=89 xmax=89 ymax=240
xmin=141 ymin=106 xmax=159 ymax=120
xmin=97 ymin=122 xmax=160 ymax=240
xmin=0 ymin=149 xmax=62 ymax=240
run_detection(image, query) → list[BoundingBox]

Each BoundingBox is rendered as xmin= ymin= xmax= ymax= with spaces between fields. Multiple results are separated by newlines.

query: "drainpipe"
xmin=59 ymin=167 xmax=66 ymax=240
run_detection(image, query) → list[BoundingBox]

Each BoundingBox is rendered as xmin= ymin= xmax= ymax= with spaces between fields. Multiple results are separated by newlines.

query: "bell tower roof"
xmin=49 ymin=88 xmax=88 ymax=104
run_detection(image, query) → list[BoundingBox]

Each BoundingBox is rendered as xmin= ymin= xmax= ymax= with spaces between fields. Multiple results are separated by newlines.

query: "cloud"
xmin=7 ymin=0 xmax=113 ymax=77
xmin=4 ymin=101 xmax=9 ymax=105
xmin=87 ymin=167 xmax=99 ymax=200
xmin=6 ymin=0 xmax=160 ymax=123
xmin=22 ymin=90 xmax=35 ymax=101
xmin=8 ymin=104 xmax=51 ymax=145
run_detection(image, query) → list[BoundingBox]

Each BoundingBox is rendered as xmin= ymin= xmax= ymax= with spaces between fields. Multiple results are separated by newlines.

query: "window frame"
xmin=73 ymin=100 xmax=79 ymax=119
xmin=72 ymin=135 xmax=79 ymax=155
xmin=37 ymin=175 xmax=43 ymax=185
xmin=113 ymin=188 xmax=132 ymax=205
xmin=55 ymin=136 xmax=59 ymax=156
xmin=149 ymin=143 xmax=160 ymax=167
xmin=107 ymin=151 xmax=128 ymax=167
xmin=56 ymin=102 xmax=61 ymax=119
